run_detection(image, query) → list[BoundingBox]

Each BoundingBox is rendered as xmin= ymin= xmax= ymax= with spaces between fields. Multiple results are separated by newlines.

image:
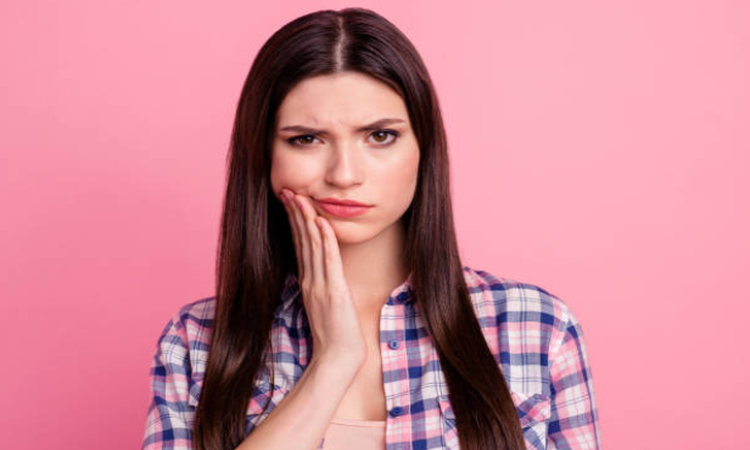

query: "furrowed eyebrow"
xmin=278 ymin=118 xmax=406 ymax=135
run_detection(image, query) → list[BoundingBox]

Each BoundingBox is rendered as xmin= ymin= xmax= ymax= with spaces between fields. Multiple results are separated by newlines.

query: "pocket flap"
xmin=510 ymin=391 xmax=552 ymax=428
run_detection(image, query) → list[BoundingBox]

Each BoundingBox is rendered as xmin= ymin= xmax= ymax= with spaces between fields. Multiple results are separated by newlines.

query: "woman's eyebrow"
xmin=278 ymin=118 xmax=405 ymax=134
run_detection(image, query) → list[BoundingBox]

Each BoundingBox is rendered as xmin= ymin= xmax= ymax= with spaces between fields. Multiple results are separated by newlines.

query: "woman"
xmin=141 ymin=7 xmax=602 ymax=450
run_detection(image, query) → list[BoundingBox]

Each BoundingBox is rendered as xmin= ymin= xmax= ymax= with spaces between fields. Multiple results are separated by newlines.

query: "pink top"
xmin=321 ymin=417 xmax=387 ymax=450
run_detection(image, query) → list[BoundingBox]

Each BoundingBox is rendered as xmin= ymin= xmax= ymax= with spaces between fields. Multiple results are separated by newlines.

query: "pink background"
xmin=1 ymin=1 xmax=748 ymax=449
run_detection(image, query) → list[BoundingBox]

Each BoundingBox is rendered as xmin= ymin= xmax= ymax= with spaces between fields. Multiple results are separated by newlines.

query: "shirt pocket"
xmin=437 ymin=391 xmax=552 ymax=450
xmin=245 ymin=378 xmax=290 ymax=435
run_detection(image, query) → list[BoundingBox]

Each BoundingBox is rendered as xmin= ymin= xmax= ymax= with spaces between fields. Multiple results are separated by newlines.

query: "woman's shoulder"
xmin=151 ymin=296 xmax=216 ymax=369
xmin=162 ymin=296 xmax=216 ymax=337
xmin=176 ymin=295 xmax=216 ymax=326
xmin=461 ymin=265 xmax=578 ymax=332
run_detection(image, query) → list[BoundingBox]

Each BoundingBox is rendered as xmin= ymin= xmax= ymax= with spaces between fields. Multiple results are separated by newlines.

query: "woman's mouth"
xmin=314 ymin=199 xmax=373 ymax=218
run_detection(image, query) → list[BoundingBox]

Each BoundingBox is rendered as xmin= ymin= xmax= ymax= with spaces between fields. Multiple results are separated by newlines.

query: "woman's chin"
xmin=326 ymin=221 xmax=378 ymax=246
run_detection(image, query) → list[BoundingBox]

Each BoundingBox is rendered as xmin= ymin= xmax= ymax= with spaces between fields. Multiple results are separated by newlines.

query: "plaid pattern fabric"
xmin=141 ymin=266 xmax=602 ymax=449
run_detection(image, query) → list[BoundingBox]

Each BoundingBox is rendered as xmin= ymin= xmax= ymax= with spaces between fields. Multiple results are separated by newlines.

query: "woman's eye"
xmin=286 ymin=130 xmax=400 ymax=147
xmin=369 ymin=129 xmax=400 ymax=145
xmin=287 ymin=135 xmax=319 ymax=146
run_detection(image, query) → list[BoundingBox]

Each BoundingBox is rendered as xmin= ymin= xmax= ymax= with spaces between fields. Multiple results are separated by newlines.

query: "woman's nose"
xmin=324 ymin=143 xmax=364 ymax=188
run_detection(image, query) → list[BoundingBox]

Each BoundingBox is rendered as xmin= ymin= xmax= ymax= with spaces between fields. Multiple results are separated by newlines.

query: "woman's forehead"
xmin=276 ymin=73 xmax=408 ymax=128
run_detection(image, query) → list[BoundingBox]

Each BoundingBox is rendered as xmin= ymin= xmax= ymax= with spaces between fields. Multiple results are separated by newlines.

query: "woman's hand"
xmin=279 ymin=188 xmax=368 ymax=371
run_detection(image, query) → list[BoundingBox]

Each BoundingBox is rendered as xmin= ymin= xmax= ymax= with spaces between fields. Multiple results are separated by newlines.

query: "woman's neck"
xmin=338 ymin=220 xmax=410 ymax=314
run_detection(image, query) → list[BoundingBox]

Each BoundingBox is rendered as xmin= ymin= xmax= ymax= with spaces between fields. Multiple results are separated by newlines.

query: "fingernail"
xmin=294 ymin=195 xmax=303 ymax=208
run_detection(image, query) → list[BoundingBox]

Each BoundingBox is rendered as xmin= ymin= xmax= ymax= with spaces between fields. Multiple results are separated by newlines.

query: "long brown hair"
xmin=194 ymin=7 xmax=525 ymax=450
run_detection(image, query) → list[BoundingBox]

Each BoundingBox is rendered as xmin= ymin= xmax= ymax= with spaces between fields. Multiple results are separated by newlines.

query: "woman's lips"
xmin=314 ymin=199 xmax=373 ymax=218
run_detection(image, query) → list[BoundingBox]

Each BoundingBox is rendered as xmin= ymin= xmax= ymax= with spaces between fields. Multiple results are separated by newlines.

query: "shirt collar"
xmin=276 ymin=270 xmax=415 ymax=318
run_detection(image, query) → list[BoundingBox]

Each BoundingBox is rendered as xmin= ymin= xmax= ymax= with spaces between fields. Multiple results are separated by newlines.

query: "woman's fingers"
xmin=281 ymin=189 xmax=344 ymax=302
xmin=293 ymin=194 xmax=325 ymax=286
xmin=281 ymin=190 xmax=303 ymax=278
xmin=284 ymin=189 xmax=309 ymax=281
xmin=315 ymin=215 xmax=345 ymax=291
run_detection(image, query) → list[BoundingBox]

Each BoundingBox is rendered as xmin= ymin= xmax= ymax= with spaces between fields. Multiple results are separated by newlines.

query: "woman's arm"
xmin=235 ymin=355 xmax=361 ymax=450
xmin=547 ymin=303 xmax=603 ymax=449
xmin=141 ymin=313 xmax=196 ymax=450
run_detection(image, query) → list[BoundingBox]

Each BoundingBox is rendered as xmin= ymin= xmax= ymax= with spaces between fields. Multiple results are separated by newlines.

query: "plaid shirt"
xmin=142 ymin=266 xmax=602 ymax=449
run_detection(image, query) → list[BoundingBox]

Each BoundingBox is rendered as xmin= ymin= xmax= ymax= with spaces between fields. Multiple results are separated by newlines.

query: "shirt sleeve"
xmin=546 ymin=303 xmax=603 ymax=450
xmin=141 ymin=312 xmax=196 ymax=450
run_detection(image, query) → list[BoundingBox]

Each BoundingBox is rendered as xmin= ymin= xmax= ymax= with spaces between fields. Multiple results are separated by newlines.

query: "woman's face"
xmin=270 ymin=71 xmax=420 ymax=245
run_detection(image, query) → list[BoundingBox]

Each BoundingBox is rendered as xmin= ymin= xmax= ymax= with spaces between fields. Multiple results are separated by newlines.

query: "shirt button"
xmin=389 ymin=406 xmax=405 ymax=417
xmin=388 ymin=339 xmax=400 ymax=350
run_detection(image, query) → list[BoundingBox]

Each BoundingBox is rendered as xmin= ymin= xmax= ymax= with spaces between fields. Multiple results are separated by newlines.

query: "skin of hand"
xmin=279 ymin=187 xmax=369 ymax=369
